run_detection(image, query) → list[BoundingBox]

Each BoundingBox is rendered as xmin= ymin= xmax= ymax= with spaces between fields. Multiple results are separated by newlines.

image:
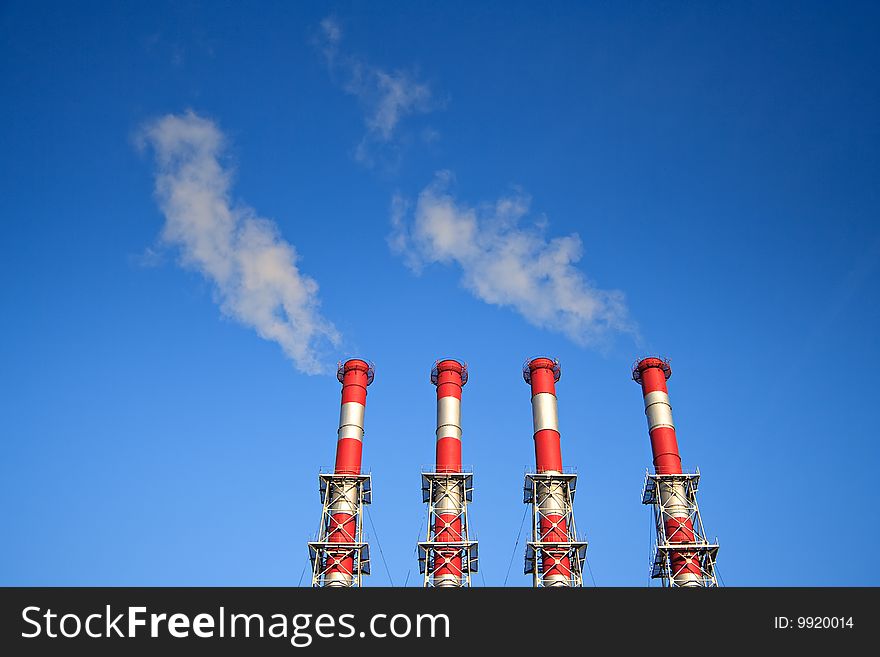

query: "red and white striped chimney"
xmin=431 ymin=359 xmax=467 ymax=586
xmin=524 ymin=356 xmax=571 ymax=586
xmin=324 ymin=358 xmax=373 ymax=586
xmin=633 ymin=357 xmax=702 ymax=587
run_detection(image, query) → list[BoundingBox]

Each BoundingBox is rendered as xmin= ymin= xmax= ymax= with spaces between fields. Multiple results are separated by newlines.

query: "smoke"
xmin=138 ymin=110 xmax=341 ymax=374
xmin=315 ymin=16 xmax=437 ymax=166
xmin=390 ymin=171 xmax=635 ymax=346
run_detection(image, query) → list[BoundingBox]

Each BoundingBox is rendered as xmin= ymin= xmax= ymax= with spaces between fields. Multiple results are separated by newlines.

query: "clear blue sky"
xmin=2 ymin=1 xmax=878 ymax=586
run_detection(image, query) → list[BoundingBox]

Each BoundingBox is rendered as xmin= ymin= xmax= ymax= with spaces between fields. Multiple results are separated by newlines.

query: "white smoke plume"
xmin=316 ymin=16 xmax=437 ymax=166
xmin=139 ymin=111 xmax=340 ymax=374
xmin=390 ymin=171 xmax=635 ymax=346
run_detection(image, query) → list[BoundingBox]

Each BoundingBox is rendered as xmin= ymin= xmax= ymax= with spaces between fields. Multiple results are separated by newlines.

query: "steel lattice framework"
xmin=308 ymin=472 xmax=372 ymax=587
xmin=642 ymin=470 xmax=719 ymax=587
xmin=523 ymin=470 xmax=587 ymax=587
xmin=418 ymin=470 xmax=479 ymax=587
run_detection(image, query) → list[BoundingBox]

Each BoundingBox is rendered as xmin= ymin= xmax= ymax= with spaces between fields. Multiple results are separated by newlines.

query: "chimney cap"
xmin=431 ymin=358 xmax=468 ymax=385
xmin=523 ymin=356 xmax=561 ymax=384
xmin=337 ymin=358 xmax=375 ymax=386
xmin=632 ymin=356 xmax=671 ymax=384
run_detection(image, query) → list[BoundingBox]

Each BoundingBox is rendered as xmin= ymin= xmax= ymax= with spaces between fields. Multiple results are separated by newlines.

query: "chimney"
xmin=418 ymin=359 xmax=478 ymax=587
xmin=522 ymin=357 xmax=587 ymax=587
xmin=308 ymin=358 xmax=374 ymax=587
xmin=633 ymin=357 xmax=719 ymax=587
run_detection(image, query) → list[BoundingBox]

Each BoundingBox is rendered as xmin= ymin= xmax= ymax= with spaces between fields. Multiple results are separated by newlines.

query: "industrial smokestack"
xmin=633 ymin=357 xmax=719 ymax=587
xmin=308 ymin=358 xmax=375 ymax=587
xmin=434 ymin=359 xmax=466 ymax=474
xmin=335 ymin=358 xmax=372 ymax=476
xmin=526 ymin=357 xmax=564 ymax=474
xmin=633 ymin=357 xmax=682 ymax=475
xmin=418 ymin=359 xmax=477 ymax=587
xmin=522 ymin=357 xmax=586 ymax=587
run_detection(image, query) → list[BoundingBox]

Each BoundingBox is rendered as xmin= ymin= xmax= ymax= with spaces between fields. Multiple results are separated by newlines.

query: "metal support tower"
xmin=524 ymin=470 xmax=587 ymax=587
xmin=308 ymin=472 xmax=371 ymax=587
xmin=418 ymin=470 xmax=478 ymax=586
xmin=642 ymin=470 xmax=718 ymax=587
xmin=308 ymin=359 xmax=374 ymax=587
xmin=633 ymin=357 xmax=719 ymax=587
xmin=417 ymin=359 xmax=478 ymax=587
xmin=522 ymin=357 xmax=587 ymax=587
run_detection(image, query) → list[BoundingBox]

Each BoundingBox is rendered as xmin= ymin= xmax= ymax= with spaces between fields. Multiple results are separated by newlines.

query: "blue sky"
xmin=2 ymin=1 xmax=878 ymax=586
